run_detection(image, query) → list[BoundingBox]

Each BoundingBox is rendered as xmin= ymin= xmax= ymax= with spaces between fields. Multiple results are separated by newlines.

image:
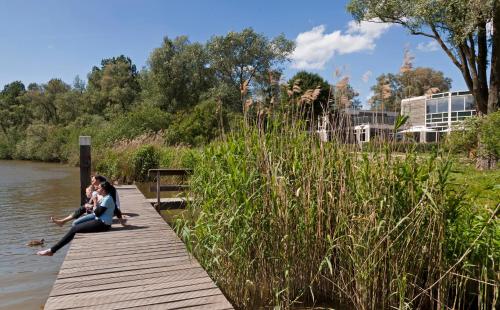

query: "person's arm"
xmin=93 ymin=205 xmax=107 ymax=217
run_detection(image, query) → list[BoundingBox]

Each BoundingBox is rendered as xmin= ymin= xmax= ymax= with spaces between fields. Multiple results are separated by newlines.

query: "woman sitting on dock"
xmin=51 ymin=175 xmax=125 ymax=226
xmin=37 ymin=181 xmax=116 ymax=256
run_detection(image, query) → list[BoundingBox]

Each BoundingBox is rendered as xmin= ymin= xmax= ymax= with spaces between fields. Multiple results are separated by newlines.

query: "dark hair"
xmin=94 ymin=175 xmax=107 ymax=183
xmin=100 ymin=181 xmax=112 ymax=194
xmin=100 ymin=181 xmax=117 ymax=205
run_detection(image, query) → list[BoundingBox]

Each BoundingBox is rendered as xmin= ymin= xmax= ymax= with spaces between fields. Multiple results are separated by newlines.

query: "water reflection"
xmin=0 ymin=160 xmax=79 ymax=309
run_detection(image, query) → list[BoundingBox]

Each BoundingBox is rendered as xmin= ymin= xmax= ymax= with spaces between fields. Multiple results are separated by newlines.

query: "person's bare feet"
xmin=50 ymin=216 xmax=64 ymax=227
xmin=37 ymin=249 xmax=53 ymax=256
xmin=119 ymin=217 xmax=128 ymax=226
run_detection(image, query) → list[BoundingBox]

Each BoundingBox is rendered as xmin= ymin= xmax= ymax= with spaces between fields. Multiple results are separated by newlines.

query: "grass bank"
xmin=450 ymin=160 xmax=500 ymax=208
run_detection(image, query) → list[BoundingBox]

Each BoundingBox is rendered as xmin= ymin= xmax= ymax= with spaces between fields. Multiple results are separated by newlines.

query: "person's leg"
xmin=114 ymin=207 xmax=122 ymax=218
xmin=114 ymin=207 xmax=127 ymax=226
xmin=51 ymin=206 xmax=87 ymax=226
xmin=39 ymin=220 xmax=109 ymax=255
xmin=71 ymin=214 xmax=96 ymax=227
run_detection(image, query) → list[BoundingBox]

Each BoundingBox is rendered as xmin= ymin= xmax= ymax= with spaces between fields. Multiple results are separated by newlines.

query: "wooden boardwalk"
xmin=44 ymin=185 xmax=233 ymax=310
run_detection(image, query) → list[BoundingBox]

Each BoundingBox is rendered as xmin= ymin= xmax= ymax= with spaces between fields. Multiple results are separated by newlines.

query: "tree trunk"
xmin=477 ymin=2 xmax=500 ymax=170
xmin=488 ymin=1 xmax=500 ymax=114
xmin=476 ymin=141 xmax=497 ymax=170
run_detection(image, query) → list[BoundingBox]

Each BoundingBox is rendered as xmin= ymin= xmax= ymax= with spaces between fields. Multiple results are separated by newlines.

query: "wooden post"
xmin=156 ymin=170 xmax=161 ymax=210
xmin=79 ymin=136 xmax=91 ymax=206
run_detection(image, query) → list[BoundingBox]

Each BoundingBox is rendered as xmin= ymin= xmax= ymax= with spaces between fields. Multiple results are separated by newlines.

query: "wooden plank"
xmin=148 ymin=168 xmax=193 ymax=176
xmin=51 ymin=275 xmax=214 ymax=297
xmin=149 ymin=184 xmax=190 ymax=192
xmin=54 ymin=263 xmax=201 ymax=284
xmin=44 ymin=185 xmax=233 ymax=309
xmin=119 ymin=295 xmax=233 ymax=310
xmin=146 ymin=197 xmax=192 ymax=209
xmin=45 ymin=283 xmax=220 ymax=309
xmin=51 ymin=267 xmax=207 ymax=292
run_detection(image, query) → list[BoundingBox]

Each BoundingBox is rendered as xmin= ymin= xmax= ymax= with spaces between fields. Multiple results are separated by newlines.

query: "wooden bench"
xmin=148 ymin=168 xmax=193 ymax=211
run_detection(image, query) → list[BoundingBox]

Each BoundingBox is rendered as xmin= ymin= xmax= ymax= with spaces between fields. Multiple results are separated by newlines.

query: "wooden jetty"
xmin=44 ymin=185 xmax=233 ymax=310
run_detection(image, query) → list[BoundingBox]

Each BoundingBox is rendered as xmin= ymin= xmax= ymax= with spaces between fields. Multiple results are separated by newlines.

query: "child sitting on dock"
xmin=84 ymin=184 xmax=99 ymax=212
xmin=69 ymin=185 xmax=101 ymax=226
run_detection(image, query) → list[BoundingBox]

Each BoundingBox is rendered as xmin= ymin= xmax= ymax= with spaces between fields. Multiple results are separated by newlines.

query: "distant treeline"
xmin=0 ymin=28 xmax=452 ymax=163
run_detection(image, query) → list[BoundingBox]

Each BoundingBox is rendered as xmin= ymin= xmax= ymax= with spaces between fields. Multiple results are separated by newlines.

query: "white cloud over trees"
xmin=291 ymin=19 xmax=392 ymax=69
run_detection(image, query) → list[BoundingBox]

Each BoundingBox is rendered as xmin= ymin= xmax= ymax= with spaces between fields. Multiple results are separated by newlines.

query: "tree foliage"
xmin=0 ymin=81 xmax=29 ymax=134
xmin=207 ymin=28 xmax=294 ymax=111
xmin=143 ymin=36 xmax=212 ymax=112
xmin=283 ymin=71 xmax=333 ymax=115
xmin=370 ymin=67 xmax=451 ymax=111
xmin=87 ymin=55 xmax=141 ymax=117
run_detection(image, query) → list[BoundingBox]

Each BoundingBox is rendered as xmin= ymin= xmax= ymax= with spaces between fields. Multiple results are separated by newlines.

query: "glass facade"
xmin=425 ymin=93 xmax=476 ymax=133
xmin=351 ymin=111 xmax=395 ymax=126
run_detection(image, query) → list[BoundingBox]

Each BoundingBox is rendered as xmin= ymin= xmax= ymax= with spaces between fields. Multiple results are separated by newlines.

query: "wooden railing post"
xmin=156 ymin=170 xmax=161 ymax=210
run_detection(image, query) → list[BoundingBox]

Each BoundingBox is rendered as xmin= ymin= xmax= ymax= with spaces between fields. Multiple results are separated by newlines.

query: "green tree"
xmin=286 ymin=71 xmax=331 ymax=112
xmin=87 ymin=55 xmax=141 ymax=117
xmin=207 ymin=28 xmax=294 ymax=111
xmin=369 ymin=73 xmax=399 ymax=111
xmin=370 ymin=67 xmax=451 ymax=111
xmin=143 ymin=36 xmax=213 ymax=112
xmin=22 ymin=79 xmax=74 ymax=125
xmin=0 ymin=81 xmax=30 ymax=134
xmin=73 ymin=75 xmax=86 ymax=93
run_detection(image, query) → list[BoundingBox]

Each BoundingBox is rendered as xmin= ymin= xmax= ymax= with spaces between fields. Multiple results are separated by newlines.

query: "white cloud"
xmin=362 ymin=70 xmax=372 ymax=83
xmin=291 ymin=19 xmax=393 ymax=70
xmin=416 ymin=41 xmax=440 ymax=52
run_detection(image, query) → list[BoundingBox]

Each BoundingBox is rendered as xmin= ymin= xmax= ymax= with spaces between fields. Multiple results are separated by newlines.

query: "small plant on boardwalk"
xmin=176 ymin=97 xmax=499 ymax=309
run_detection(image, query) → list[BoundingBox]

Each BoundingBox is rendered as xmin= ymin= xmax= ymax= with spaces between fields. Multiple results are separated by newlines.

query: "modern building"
xmin=317 ymin=109 xmax=397 ymax=144
xmin=400 ymin=91 xmax=476 ymax=142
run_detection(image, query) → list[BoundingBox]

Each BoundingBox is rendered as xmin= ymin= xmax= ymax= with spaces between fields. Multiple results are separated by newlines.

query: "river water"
xmin=0 ymin=160 xmax=80 ymax=309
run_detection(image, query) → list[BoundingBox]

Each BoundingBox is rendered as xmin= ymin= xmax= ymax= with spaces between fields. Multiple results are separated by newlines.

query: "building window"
xmin=437 ymin=98 xmax=448 ymax=113
xmin=451 ymin=96 xmax=465 ymax=111
xmin=426 ymin=132 xmax=437 ymax=142
xmin=360 ymin=129 xmax=366 ymax=142
xmin=426 ymin=100 xmax=437 ymax=113
xmin=465 ymin=95 xmax=475 ymax=110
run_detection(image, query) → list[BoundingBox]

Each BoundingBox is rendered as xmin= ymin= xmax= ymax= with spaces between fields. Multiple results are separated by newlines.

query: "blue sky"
xmin=0 ymin=0 xmax=467 ymax=108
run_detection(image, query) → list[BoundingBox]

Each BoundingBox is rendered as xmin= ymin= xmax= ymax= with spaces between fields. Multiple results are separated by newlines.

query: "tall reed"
xmin=177 ymin=104 xmax=498 ymax=309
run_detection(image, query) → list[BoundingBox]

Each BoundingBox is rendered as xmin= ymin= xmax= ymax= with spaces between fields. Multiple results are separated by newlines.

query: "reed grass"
xmin=176 ymin=103 xmax=499 ymax=309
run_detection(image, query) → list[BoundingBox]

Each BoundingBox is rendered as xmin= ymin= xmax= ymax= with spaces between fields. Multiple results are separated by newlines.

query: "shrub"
xmin=94 ymin=149 xmax=121 ymax=181
xmin=0 ymin=135 xmax=14 ymax=159
xmin=445 ymin=117 xmax=479 ymax=156
xmin=14 ymin=124 xmax=70 ymax=162
xmin=166 ymin=99 xmax=225 ymax=146
xmin=479 ymin=111 xmax=500 ymax=159
xmin=98 ymin=104 xmax=171 ymax=146
xmin=132 ymin=145 xmax=160 ymax=182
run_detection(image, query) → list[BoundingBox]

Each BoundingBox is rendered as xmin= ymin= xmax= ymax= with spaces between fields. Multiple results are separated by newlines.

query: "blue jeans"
xmin=72 ymin=214 xmax=96 ymax=227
